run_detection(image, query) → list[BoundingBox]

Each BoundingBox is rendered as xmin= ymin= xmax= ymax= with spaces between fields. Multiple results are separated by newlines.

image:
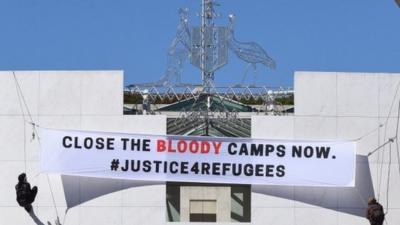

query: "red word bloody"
xmin=157 ymin=139 xmax=221 ymax=155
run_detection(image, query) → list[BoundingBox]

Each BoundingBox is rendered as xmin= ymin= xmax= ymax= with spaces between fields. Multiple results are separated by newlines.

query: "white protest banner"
xmin=39 ymin=128 xmax=356 ymax=187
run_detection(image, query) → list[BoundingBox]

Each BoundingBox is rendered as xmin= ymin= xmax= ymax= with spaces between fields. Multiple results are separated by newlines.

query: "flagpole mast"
xmin=201 ymin=0 xmax=215 ymax=93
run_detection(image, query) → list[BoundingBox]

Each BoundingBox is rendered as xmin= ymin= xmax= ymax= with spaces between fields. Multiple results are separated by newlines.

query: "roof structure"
xmin=160 ymin=94 xmax=252 ymax=137
xmin=124 ymin=0 xmax=291 ymax=138
xmin=167 ymin=118 xmax=251 ymax=137
xmin=158 ymin=94 xmax=256 ymax=112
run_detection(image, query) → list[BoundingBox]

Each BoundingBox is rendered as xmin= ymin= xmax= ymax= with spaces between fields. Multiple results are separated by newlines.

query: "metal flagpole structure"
xmin=126 ymin=0 xmax=293 ymax=124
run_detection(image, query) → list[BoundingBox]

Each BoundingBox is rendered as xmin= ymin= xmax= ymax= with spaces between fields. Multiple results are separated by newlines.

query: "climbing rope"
xmin=12 ymin=72 xmax=61 ymax=222
xmin=13 ymin=72 xmax=27 ymax=173
xmin=11 ymin=70 xmax=400 ymax=224
xmin=367 ymin=99 xmax=400 ymax=217
xmin=385 ymin=142 xmax=392 ymax=215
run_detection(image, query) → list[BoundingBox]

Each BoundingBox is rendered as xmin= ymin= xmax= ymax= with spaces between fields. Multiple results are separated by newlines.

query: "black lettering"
xmin=244 ymin=164 xmax=253 ymax=176
xmin=276 ymin=165 xmax=285 ymax=177
xmin=153 ymin=160 xmax=162 ymax=173
xmin=222 ymin=163 xmax=231 ymax=175
xmin=181 ymin=162 xmax=189 ymax=174
xmin=107 ymin=138 xmax=115 ymax=150
xmin=316 ymin=146 xmax=330 ymax=158
xmin=121 ymin=138 xmax=129 ymax=150
xmin=96 ymin=138 xmax=105 ymax=149
xmin=228 ymin=143 xmax=237 ymax=155
xmin=163 ymin=161 xmax=168 ymax=173
xmin=265 ymin=144 xmax=274 ymax=156
xmin=255 ymin=164 xmax=263 ymax=176
xmin=201 ymin=163 xmax=210 ymax=175
xmin=143 ymin=139 xmax=151 ymax=151
xmin=130 ymin=139 xmax=141 ymax=150
xmin=232 ymin=164 xmax=242 ymax=176
xmin=62 ymin=136 xmax=72 ymax=148
xmin=276 ymin=145 xmax=286 ymax=157
xmin=74 ymin=137 xmax=82 ymax=149
xmin=191 ymin=162 xmax=199 ymax=174
xmin=121 ymin=160 xmax=129 ymax=171
xmin=212 ymin=163 xmax=221 ymax=175
xmin=292 ymin=145 xmax=302 ymax=157
xmin=265 ymin=165 xmax=274 ymax=177
xmin=304 ymin=146 xmax=313 ymax=158
xmin=170 ymin=161 xmax=178 ymax=174
xmin=131 ymin=160 xmax=140 ymax=172
xmin=250 ymin=144 xmax=263 ymax=156
xmin=239 ymin=144 xmax=248 ymax=155
xmin=143 ymin=160 xmax=151 ymax=172
xmin=83 ymin=138 xmax=93 ymax=149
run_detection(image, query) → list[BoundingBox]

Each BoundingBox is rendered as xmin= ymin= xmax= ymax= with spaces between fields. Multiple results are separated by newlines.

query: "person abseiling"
xmin=15 ymin=173 xmax=38 ymax=212
xmin=366 ymin=197 xmax=385 ymax=225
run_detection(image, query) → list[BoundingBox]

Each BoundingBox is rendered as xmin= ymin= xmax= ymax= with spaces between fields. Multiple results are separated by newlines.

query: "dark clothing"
xmin=15 ymin=181 xmax=37 ymax=212
xmin=18 ymin=173 xmax=26 ymax=182
xmin=366 ymin=202 xmax=385 ymax=225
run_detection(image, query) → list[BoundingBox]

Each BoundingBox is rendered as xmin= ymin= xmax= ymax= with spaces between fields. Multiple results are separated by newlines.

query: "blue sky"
xmin=0 ymin=0 xmax=399 ymax=87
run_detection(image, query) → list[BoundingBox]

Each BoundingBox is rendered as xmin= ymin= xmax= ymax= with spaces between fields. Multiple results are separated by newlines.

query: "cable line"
xmin=13 ymin=72 xmax=28 ymax=173
xmin=12 ymin=72 xmax=61 ymax=223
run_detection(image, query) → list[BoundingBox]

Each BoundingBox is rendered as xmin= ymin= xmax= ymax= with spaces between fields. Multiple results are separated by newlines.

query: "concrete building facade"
xmin=0 ymin=71 xmax=399 ymax=225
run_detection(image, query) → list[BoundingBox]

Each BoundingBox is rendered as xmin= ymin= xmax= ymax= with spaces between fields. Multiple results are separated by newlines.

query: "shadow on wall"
xmin=29 ymin=209 xmax=45 ymax=225
xmin=62 ymin=155 xmax=372 ymax=217
xmin=61 ymin=175 xmax=163 ymax=209
xmin=252 ymin=155 xmax=373 ymax=217
xmin=29 ymin=209 xmax=59 ymax=225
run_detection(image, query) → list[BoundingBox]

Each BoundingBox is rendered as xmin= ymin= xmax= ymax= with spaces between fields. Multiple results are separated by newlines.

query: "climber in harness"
xmin=15 ymin=173 xmax=38 ymax=213
xmin=366 ymin=197 xmax=385 ymax=225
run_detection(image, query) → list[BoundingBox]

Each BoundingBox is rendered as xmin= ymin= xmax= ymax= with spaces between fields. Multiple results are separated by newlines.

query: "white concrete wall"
xmin=0 ymin=71 xmax=167 ymax=225
xmin=252 ymin=71 xmax=400 ymax=225
xmin=2 ymin=70 xmax=400 ymax=225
